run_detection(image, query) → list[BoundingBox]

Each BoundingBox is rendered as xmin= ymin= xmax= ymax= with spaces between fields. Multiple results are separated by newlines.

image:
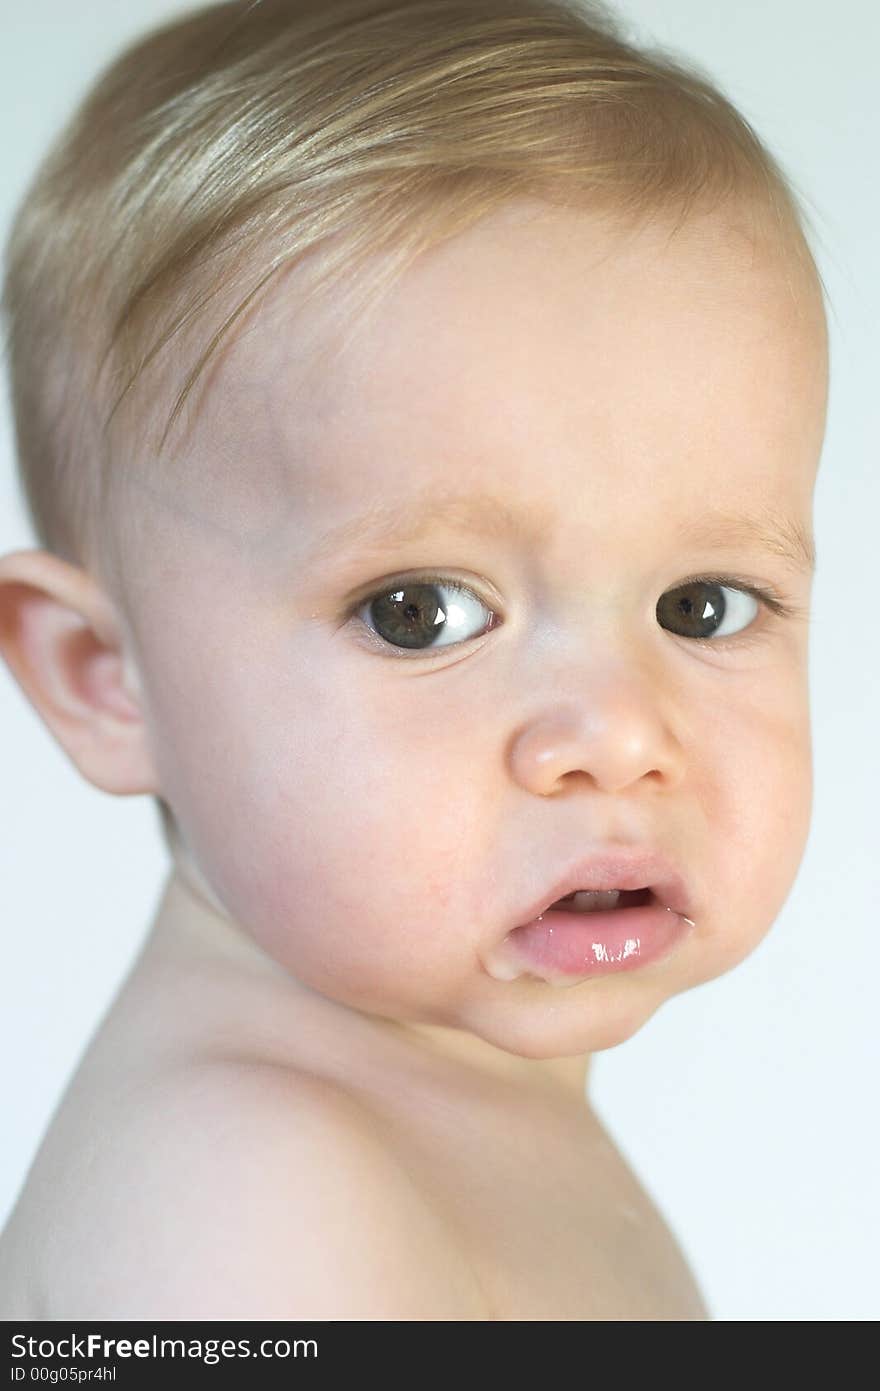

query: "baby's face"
xmin=120 ymin=195 xmax=828 ymax=1059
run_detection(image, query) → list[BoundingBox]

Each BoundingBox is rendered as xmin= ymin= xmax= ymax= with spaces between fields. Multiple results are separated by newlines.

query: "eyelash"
xmin=345 ymin=571 xmax=804 ymax=657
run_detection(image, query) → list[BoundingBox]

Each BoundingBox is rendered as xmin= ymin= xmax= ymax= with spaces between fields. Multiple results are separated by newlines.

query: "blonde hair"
xmin=2 ymin=0 xmax=823 ymax=849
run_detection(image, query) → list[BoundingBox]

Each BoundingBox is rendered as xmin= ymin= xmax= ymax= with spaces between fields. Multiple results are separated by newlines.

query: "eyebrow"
xmin=675 ymin=509 xmax=816 ymax=574
xmin=305 ymin=489 xmax=816 ymax=574
xmin=306 ymin=489 xmax=553 ymax=559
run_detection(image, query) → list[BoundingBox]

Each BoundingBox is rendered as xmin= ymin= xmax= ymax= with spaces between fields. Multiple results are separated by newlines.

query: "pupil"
xmin=657 ymin=580 xmax=725 ymax=639
xmin=372 ymin=584 xmax=445 ymax=650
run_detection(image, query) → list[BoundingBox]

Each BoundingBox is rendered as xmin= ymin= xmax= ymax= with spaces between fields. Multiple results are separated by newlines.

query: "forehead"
xmin=157 ymin=196 xmax=828 ymax=551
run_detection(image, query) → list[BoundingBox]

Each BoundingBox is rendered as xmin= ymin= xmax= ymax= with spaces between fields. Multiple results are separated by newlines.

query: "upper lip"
xmin=513 ymin=848 xmax=694 ymax=928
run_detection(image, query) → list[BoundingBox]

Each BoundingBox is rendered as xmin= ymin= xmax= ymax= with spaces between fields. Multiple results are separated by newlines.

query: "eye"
xmin=351 ymin=576 xmax=498 ymax=655
xmin=656 ymin=577 xmax=769 ymax=643
xmin=346 ymin=571 xmax=795 ymax=658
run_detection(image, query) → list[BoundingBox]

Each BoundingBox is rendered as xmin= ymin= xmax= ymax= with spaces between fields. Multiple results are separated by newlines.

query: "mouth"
xmin=492 ymin=851 xmax=696 ymax=985
xmin=513 ymin=851 xmax=695 ymax=930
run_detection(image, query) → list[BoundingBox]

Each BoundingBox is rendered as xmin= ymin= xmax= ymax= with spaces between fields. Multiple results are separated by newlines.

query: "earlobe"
xmin=0 ymin=548 xmax=161 ymax=796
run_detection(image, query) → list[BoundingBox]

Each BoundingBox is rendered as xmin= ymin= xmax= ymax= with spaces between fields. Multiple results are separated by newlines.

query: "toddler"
xmin=0 ymin=0 xmax=828 ymax=1320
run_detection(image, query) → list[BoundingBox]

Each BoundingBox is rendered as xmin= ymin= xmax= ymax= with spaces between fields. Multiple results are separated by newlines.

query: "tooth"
xmin=567 ymin=890 xmax=620 ymax=912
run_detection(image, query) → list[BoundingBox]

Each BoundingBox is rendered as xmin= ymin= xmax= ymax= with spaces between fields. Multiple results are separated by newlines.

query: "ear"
xmin=0 ymin=549 xmax=160 ymax=796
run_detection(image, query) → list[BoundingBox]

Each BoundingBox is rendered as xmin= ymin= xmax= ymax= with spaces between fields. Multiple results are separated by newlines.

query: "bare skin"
xmin=0 ymin=195 xmax=827 ymax=1318
xmin=0 ymin=867 xmax=708 ymax=1319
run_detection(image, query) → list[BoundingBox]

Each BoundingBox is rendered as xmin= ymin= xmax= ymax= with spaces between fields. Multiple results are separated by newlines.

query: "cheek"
xmin=708 ymin=678 xmax=812 ymax=961
xmin=170 ymin=640 xmax=476 ymax=998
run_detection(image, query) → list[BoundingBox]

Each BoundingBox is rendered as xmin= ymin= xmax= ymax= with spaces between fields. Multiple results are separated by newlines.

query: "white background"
xmin=1 ymin=1 xmax=877 ymax=1321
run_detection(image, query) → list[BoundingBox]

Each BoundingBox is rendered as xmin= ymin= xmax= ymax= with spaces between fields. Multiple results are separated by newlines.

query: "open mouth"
xmin=494 ymin=881 xmax=691 ymax=983
xmin=546 ymin=887 xmax=654 ymax=913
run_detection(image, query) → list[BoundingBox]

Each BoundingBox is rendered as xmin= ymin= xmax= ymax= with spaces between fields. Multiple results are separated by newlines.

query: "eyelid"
xmin=343 ymin=568 xmax=496 ymax=609
xmin=346 ymin=568 xmax=801 ymax=609
xmin=676 ymin=573 xmax=805 ymax=621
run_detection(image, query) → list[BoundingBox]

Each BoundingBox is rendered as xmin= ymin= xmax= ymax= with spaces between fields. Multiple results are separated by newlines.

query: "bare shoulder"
xmin=30 ymin=1060 xmax=487 ymax=1320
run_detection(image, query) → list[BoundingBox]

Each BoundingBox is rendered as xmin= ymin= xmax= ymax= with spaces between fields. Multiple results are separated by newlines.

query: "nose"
xmin=506 ymin=675 xmax=686 ymax=798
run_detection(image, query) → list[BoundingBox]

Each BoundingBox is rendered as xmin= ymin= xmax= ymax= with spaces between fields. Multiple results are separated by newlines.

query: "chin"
xmin=480 ymin=989 xmax=666 ymax=1059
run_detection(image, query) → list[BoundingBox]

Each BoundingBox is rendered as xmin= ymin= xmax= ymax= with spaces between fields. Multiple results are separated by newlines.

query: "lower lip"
xmin=501 ymin=903 xmax=692 ymax=982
